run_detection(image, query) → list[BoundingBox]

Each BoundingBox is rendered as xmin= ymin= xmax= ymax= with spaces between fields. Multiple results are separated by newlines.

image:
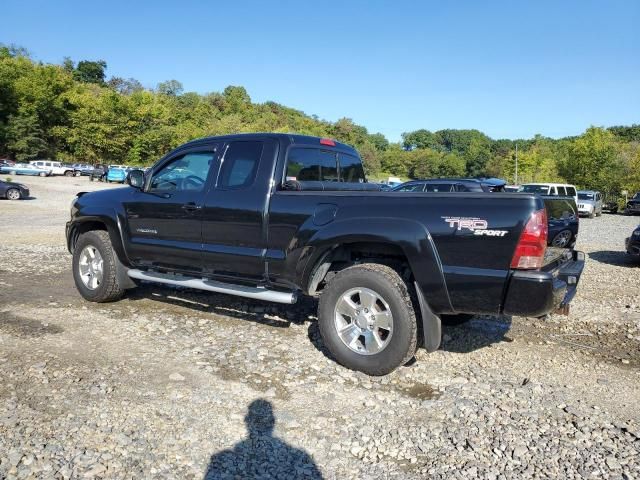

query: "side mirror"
xmin=127 ymin=169 xmax=145 ymax=189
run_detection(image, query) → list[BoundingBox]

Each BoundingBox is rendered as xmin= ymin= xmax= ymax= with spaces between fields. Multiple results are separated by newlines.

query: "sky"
xmin=3 ymin=0 xmax=639 ymax=142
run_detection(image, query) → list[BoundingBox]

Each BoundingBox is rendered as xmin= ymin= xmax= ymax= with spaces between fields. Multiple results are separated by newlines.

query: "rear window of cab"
xmin=286 ymin=147 xmax=365 ymax=183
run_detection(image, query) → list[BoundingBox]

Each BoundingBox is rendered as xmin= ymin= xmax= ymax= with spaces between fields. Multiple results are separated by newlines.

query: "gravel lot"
xmin=1 ymin=176 xmax=639 ymax=479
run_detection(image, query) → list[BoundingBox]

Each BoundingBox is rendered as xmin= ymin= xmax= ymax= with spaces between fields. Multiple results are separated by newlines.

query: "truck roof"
xmin=179 ymin=133 xmax=359 ymax=155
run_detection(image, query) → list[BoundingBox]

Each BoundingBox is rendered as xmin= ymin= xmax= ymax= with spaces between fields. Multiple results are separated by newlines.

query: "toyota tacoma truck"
xmin=66 ymin=133 xmax=585 ymax=375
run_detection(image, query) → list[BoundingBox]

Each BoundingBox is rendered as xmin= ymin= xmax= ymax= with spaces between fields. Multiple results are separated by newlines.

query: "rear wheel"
xmin=72 ymin=230 xmax=125 ymax=303
xmin=6 ymin=188 xmax=21 ymax=200
xmin=318 ymin=263 xmax=417 ymax=376
xmin=64 ymin=170 xmax=73 ymax=177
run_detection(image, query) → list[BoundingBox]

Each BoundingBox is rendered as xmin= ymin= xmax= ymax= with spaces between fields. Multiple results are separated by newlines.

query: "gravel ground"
xmin=1 ymin=176 xmax=639 ymax=479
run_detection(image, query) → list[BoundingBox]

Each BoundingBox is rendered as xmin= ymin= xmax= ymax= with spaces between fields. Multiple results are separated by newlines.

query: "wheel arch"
xmin=300 ymin=217 xmax=452 ymax=311
xmin=67 ymin=216 xmax=129 ymax=267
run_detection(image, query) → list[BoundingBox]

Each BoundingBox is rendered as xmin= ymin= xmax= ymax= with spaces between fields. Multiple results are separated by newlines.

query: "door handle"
xmin=181 ymin=202 xmax=202 ymax=212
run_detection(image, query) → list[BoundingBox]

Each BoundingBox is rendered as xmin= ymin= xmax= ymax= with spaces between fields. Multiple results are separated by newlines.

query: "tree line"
xmin=1 ymin=43 xmax=639 ymax=195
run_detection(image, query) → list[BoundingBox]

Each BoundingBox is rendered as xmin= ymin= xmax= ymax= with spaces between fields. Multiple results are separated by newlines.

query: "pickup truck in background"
xmin=66 ymin=134 xmax=585 ymax=375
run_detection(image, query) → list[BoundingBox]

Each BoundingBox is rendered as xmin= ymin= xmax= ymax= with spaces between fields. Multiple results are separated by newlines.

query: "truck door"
xmin=200 ymin=138 xmax=278 ymax=280
xmin=124 ymin=145 xmax=220 ymax=272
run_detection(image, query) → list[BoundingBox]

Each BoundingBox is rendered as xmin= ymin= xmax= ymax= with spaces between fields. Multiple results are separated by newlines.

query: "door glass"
xmin=218 ymin=141 xmax=263 ymax=189
xmin=425 ymin=183 xmax=454 ymax=192
xmin=557 ymin=186 xmax=567 ymax=196
xmin=396 ymin=183 xmax=424 ymax=192
xmin=149 ymin=152 xmax=215 ymax=192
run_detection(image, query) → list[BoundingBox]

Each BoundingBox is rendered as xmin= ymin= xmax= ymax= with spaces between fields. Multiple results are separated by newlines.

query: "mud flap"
xmin=114 ymin=251 xmax=138 ymax=290
xmin=414 ymin=281 xmax=442 ymax=352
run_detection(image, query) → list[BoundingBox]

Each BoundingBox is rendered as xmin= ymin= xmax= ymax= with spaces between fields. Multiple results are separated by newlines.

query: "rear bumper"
xmin=502 ymin=250 xmax=585 ymax=317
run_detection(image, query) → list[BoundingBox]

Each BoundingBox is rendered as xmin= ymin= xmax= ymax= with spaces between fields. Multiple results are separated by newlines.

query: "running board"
xmin=127 ymin=269 xmax=297 ymax=304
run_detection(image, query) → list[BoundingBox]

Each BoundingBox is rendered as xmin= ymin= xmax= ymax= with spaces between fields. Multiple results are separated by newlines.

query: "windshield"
xmin=578 ymin=193 xmax=594 ymax=200
xmin=633 ymin=192 xmax=640 ymax=199
xmin=521 ymin=185 xmax=550 ymax=194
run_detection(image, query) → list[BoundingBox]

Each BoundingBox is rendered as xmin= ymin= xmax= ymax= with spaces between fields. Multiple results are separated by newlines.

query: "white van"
xmin=520 ymin=183 xmax=578 ymax=205
xmin=29 ymin=160 xmax=75 ymax=176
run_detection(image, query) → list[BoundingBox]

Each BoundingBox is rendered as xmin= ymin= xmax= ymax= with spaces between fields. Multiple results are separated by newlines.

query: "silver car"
xmin=577 ymin=190 xmax=603 ymax=218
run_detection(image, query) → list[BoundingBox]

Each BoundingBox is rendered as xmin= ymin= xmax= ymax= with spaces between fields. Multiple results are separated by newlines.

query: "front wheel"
xmin=72 ymin=230 xmax=125 ymax=303
xmin=318 ymin=263 xmax=418 ymax=376
xmin=64 ymin=170 xmax=73 ymax=177
xmin=6 ymin=188 xmax=21 ymax=200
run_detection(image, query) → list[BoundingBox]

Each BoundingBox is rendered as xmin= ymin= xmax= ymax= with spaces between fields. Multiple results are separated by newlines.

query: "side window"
xmin=425 ymin=184 xmax=454 ymax=192
xmin=149 ymin=151 xmax=215 ymax=192
xmin=557 ymin=186 xmax=567 ymax=196
xmin=338 ymin=153 xmax=365 ymax=183
xmin=396 ymin=183 xmax=424 ymax=192
xmin=455 ymin=183 xmax=470 ymax=192
xmin=218 ymin=141 xmax=263 ymax=189
xmin=567 ymin=187 xmax=576 ymax=197
xmin=286 ymin=148 xmax=338 ymax=182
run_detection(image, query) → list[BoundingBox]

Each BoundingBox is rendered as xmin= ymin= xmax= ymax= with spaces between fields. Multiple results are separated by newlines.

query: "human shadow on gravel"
xmin=588 ymin=250 xmax=638 ymax=267
xmin=204 ymin=399 xmax=323 ymax=480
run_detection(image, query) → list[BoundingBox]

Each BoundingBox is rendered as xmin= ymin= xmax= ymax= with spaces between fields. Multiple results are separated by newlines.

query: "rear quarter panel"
xmin=267 ymin=191 xmax=539 ymax=314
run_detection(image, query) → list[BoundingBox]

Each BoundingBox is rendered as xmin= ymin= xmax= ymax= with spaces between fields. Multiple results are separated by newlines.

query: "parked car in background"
xmin=577 ymin=190 xmax=603 ymax=218
xmin=520 ymin=183 xmax=578 ymax=205
xmin=625 ymin=225 xmax=640 ymax=259
xmin=602 ymin=198 xmax=619 ymax=214
xmin=624 ymin=192 xmax=640 ymax=216
xmin=89 ymin=165 xmax=107 ymax=182
xmin=0 ymin=163 xmax=52 ymax=176
xmin=72 ymin=163 xmax=93 ymax=176
xmin=0 ymin=179 xmax=30 ymax=200
xmin=392 ymin=177 xmax=507 ymax=193
xmin=546 ymin=197 xmax=579 ymax=248
xmin=106 ymin=165 xmax=128 ymax=183
xmin=0 ymin=159 xmax=16 ymax=167
xmin=504 ymin=185 xmax=520 ymax=192
xmin=29 ymin=160 xmax=75 ymax=176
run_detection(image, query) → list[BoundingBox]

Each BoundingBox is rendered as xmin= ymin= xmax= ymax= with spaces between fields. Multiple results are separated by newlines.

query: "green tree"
xmin=74 ymin=60 xmax=107 ymax=85
xmin=6 ymin=111 xmax=48 ymax=160
xmin=157 ymin=79 xmax=183 ymax=96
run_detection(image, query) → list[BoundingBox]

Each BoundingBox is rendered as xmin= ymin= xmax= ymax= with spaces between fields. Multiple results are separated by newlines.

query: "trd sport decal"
xmin=443 ymin=217 xmax=508 ymax=237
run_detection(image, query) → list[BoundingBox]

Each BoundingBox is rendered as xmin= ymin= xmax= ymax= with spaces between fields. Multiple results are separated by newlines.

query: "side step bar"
xmin=127 ymin=269 xmax=297 ymax=304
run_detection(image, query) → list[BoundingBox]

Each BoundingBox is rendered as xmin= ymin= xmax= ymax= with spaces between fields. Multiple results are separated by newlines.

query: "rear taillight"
xmin=320 ymin=138 xmax=336 ymax=146
xmin=511 ymin=208 xmax=548 ymax=269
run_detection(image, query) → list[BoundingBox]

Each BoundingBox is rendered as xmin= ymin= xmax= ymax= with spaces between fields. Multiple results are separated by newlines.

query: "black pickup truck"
xmin=66 ymin=133 xmax=585 ymax=375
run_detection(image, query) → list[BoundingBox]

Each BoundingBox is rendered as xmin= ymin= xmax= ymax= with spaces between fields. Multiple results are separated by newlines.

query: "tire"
xmin=9 ymin=170 xmax=16 ymax=175
xmin=318 ymin=263 xmax=418 ymax=376
xmin=588 ymin=211 xmax=594 ymax=219
xmin=551 ymin=229 xmax=573 ymax=248
xmin=39 ymin=172 xmax=46 ymax=177
xmin=441 ymin=313 xmax=474 ymax=326
xmin=5 ymin=188 xmax=21 ymax=200
xmin=90 ymin=176 xmax=94 ymax=182
xmin=72 ymin=230 xmax=125 ymax=303
xmin=64 ymin=170 xmax=73 ymax=177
